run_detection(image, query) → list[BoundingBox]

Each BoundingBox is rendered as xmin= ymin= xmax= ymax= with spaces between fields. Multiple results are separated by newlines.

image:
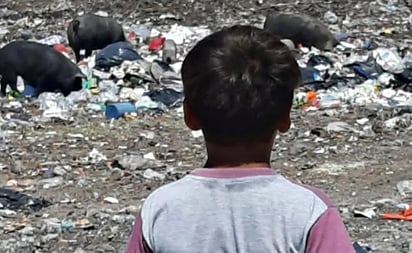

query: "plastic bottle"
xmin=324 ymin=11 xmax=338 ymax=24
xmin=318 ymin=93 xmax=341 ymax=109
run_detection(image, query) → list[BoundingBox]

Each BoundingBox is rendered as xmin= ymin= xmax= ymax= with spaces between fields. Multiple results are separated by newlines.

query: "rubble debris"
xmin=0 ymin=188 xmax=51 ymax=211
xmin=397 ymin=181 xmax=412 ymax=196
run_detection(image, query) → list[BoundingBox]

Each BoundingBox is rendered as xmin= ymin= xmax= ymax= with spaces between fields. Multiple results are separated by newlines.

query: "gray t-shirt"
xmin=125 ymin=168 xmax=354 ymax=253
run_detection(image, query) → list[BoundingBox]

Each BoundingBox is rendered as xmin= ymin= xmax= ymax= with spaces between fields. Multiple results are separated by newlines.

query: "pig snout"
xmin=69 ymin=72 xmax=86 ymax=91
xmin=69 ymin=75 xmax=84 ymax=95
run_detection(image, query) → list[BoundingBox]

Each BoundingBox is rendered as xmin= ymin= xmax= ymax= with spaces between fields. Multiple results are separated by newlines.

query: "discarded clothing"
xmin=325 ymin=75 xmax=362 ymax=89
xmin=307 ymin=55 xmax=333 ymax=68
xmin=347 ymin=59 xmax=384 ymax=80
xmin=300 ymin=67 xmax=324 ymax=85
xmin=150 ymin=60 xmax=177 ymax=84
xmin=363 ymin=39 xmax=379 ymax=50
xmin=0 ymin=188 xmax=51 ymax=211
xmin=394 ymin=68 xmax=412 ymax=91
xmin=353 ymin=65 xmax=376 ymax=80
xmin=145 ymin=88 xmax=183 ymax=107
xmin=95 ymin=42 xmax=143 ymax=69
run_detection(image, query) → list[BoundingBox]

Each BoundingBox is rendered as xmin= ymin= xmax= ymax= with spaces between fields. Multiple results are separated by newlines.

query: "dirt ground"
xmin=1 ymin=0 xmax=412 ymax=252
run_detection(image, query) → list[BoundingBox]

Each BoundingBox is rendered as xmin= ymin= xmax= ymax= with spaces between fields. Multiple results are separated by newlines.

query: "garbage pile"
xmin=295 ymin=45 xmax=412 ymax=112
xmin=1 ymin=10 xmax=411 ymax=131
xmin=1 ymin=18 xmax=213 ymax=122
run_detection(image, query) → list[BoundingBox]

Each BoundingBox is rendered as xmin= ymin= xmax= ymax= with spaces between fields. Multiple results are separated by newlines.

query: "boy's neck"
xmin=204 ymin=141 xmax=273 ymax=169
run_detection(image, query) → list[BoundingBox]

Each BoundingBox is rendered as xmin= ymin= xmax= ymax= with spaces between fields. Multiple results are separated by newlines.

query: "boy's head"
xmin=182 ymin=25 xmax=301 ymax=144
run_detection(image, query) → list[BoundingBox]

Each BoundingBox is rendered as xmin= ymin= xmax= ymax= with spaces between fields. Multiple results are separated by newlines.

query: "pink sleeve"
xmin=305 ymin=207 xmax=355 ymax=253
xmin=124 ymin=212 xmax=153 ymax=253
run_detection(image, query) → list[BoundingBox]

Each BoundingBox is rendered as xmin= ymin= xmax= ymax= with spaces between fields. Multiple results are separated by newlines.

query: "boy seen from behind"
xmin=125 ymin=25 xmax=355 ymax=253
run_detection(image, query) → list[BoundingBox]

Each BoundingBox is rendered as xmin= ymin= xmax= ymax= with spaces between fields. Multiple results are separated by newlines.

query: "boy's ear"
xmin=184 ymin=100 xmax=201 ymax=130
xmin=277 ymin=111 xmax=291 ymax=133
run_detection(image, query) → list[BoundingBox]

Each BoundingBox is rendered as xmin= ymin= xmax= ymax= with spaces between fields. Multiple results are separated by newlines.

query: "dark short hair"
xmin=181 ymin=25 xmax=301 ymax=143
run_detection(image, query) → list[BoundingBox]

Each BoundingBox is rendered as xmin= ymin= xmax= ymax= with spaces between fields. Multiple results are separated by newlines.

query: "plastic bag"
xmin=373 ymin=48 xmax=405 ymax=74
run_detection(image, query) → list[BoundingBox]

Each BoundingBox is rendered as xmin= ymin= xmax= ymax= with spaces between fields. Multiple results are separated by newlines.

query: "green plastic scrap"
xmin=82 ymin=78 xmax=98 ymax=89
xmin=130 ymin=76 xmax=142 ymax=86
xmin=7 ymin=90 xmax=23 ymax=99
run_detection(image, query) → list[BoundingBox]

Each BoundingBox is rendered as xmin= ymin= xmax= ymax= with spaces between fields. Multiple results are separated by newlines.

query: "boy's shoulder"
xmin=297 ymin=182 xmax=335 ymax=207
xmin=263 ymin=175 xmax=337 ymax=209
xmin=141 ymin=175 xmax=193 ymax=208
xmin=142 ymin=173 xmax=335 ymax=211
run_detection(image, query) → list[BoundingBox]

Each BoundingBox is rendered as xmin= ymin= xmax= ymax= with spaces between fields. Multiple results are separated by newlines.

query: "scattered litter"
xmin=36 ymin=35 xmax=66 ymax=46
xmin=191 ymin=130 xmax=203 ymax=138
xmin=325 ymin=121 xmax=359 ymax=133
xmin=104 ymin=197 xmax=119 ymax=204
xmin=354 ymin=207 xmax=377 ymax=219
xmin=382 ymin=205 xmax=412 ymax=221
xmin=353 ymin=242 xmax=369 ymax=253
xmin=111 ymin=155 xmax=149 ymax=170
xmin=105 ymin=102 xmax=137 ymax=119
xmin=324 ymin=11 xmax=338 ymax=24
xmin=143 ymin=169 xmax=165 ymax=180
xmin=149 ymin=37 xmax=165 ymax=51
xmin=37 ymin=177 xmax=64 ymax=189
xmin=396 ymin=203 xmax=411 ymax=210
xmin=143 ymin=152 xmax=156 ymax=160
xmin=88 ymin=148 xmax=107 ymax=163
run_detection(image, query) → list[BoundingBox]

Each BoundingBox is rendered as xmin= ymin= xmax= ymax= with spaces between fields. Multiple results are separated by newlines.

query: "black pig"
xmin=67 ymin=13 xmax=126 ymax=62
xmin=264 ymin=12 xmax=339 ymax=51
xmin=0 ymin=41 xmax=85 ymax=97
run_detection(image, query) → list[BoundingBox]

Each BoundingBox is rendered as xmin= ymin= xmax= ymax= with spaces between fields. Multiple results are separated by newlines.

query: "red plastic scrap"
xmin=53 ymin=44 xmax=71 ymax=54
xmin=381 ymin=205 xmax=412 ymax=221
xmin=149 ymin=37 xmax=165 ymax=51
xmin=127 ymin=32 xmax=136 ymax=41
